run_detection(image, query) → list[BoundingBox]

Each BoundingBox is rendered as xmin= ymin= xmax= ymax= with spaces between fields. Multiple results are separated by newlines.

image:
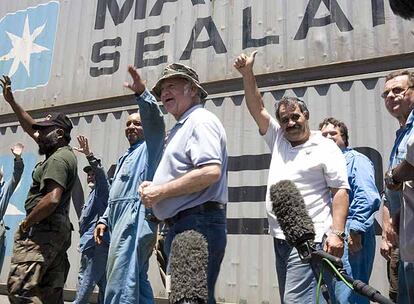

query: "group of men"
xmin=0 ymin=62 xmax=228 ymax=304
xmin=0 ymin=52 xmax=412 ymax=304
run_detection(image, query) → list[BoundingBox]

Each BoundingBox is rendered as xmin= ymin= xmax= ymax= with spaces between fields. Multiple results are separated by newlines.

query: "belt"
xmin=165 ymin=201 xmax=225 ymax=227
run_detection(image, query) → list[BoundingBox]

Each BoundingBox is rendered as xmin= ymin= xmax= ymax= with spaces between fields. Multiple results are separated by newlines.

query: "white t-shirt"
xmin=263 ymin=118 xmax=349 ymax=242
xmin=401 ymin=134 xmax=414 ymax=262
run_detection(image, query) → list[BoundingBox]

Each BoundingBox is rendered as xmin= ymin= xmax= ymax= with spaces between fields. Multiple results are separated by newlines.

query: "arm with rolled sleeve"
xmin=0 ymin=158 xmax=24 ymax=220
xmin=136 ymin=90 xmax=165 ymax=181
xmin=87 ymin=154 xmax=110 ymax=211
xmin=347 ymin=154 xmax=381 ymax=233
xmin=391 ymin=134 xmax=414 ymax=183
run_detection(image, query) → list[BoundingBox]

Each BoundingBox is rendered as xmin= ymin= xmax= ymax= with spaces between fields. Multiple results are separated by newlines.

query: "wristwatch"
xmin=330 ymin=229 xmax=346 ymax=242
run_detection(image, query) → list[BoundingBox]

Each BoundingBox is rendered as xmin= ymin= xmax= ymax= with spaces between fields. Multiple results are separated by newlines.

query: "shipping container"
xmin=1 ymin=0 xmax=413 ymax=303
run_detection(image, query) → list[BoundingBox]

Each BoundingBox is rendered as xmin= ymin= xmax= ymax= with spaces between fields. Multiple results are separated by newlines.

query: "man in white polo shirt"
xmin=234 ymin=51 xmax=349 ymax=303
xmin=138 ymin=63 xmax=228 ymax=304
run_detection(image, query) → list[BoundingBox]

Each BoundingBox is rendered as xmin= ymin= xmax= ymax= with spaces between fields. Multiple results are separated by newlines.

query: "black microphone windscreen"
xmin=169 ymin=230 xmax=208 ymax=304
xmin=389 ymin=0 xmax=414 ymax=19
xmin=270 ymin=180 xmax=315 ymax=247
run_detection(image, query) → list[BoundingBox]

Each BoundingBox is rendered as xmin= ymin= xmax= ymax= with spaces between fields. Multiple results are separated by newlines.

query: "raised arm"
xmin=0 ymin=143 xmax=24 ymax=220
xmin=234 ymin=51 xmax=271 ymax=135
xmin=124 ymin=65 xmax=165 ymax=180
xmin=1 ymin=76 xmax=37 ymax=140
xmin=74 ymin=135 xmax=110 ymax=200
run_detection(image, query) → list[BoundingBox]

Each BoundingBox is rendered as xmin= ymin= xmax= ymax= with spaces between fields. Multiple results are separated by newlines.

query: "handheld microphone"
xmin=270 ymin=180 xmax=316 ymax=261
xmin=169 ymin=230 xmax=208 ymax=304
xmin=389 ymin=0 xmax=414 ymax=20
xmin=270 ymin=180 xmax=342 ymax=266
xmin=270 ymin=180 xmax=393 ymax=304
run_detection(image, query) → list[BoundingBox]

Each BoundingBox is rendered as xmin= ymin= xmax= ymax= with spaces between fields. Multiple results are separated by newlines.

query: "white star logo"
xmin=0 ymin=15 xmax=49 ymax=77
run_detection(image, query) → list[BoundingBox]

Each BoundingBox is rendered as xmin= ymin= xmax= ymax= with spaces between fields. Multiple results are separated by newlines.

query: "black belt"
xmin=164 ymin=201 xmax=225 ymax=227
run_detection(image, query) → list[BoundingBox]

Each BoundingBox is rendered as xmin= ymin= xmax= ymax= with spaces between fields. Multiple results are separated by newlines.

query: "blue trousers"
xmin=74 ymin=244 xmax=109 ymax=304
xmin=164 ymin=208 xmax=227 ymax=304
xmin=104 ymin=198 xmax=157 ymax=304
xmin=330 ymin=225 xmax=376 ymax=304
xmin=274 ymin=239 xmax=329 ymax=304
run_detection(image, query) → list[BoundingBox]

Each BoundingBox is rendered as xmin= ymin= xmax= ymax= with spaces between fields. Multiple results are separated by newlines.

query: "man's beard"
xmin=38 ymin=132 xmax=60 ymax=155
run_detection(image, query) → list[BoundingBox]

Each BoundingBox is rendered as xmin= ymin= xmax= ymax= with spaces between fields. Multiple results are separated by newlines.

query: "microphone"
xmin=270 ymin=180 xmax=317 ymax=261
xmin=270 ymin=180 xmax=393 ymax=304
xmin=169 ymin=230 xmax=208 ymax=304
xmin=389 ymin=0 xmax=414 ymax=19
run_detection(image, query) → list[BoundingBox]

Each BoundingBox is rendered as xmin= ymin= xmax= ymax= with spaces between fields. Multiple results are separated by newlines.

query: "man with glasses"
xmin=380 ymin=70 xmax=414 ymax=304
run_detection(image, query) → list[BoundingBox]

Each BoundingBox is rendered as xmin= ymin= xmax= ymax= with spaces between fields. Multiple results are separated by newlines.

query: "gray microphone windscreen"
xmin=270 ymin=180 xmax=315 ymax=246
xmin=169 ymin=230 xmax=208 ymax=304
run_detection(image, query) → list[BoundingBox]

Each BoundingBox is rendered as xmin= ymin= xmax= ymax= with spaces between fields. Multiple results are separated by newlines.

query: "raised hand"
xmin=0 ymin=75 xmax=14 ymax=103
xmin=233 ymin=51 xmax=258 ymax=76
xmin=11 ymin=143 xmax=24 ymax=160
xmin=124 ymin=65 xmax=146 ymax=95
xmin=73 ymin=135 xmax=91 ymax=156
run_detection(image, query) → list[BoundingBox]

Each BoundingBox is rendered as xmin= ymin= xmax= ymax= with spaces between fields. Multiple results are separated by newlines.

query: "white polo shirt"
xmin=401 ymin=134 xmax=414 ymax=262
xmin=264 ymin=118 xmax=349 ymax=242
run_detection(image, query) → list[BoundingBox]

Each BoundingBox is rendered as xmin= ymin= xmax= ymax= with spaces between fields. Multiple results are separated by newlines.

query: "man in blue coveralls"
xmin=73 ymin=135 xmax=110 ymax=304
xmin=94 ymin=66 xmax=165 ymax=304
xmin=0 ymin=143 xmax=24 ymax=272
xmin=320 ymin=117 xmax=381 ymax=304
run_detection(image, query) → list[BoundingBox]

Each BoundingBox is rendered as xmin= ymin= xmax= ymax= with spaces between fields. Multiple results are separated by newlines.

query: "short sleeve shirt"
xmin=25 ymin=146 xmax=77 ymax=215
xmin=401 ymin=134 xmax=414 ymax=262
xmin=152 ymin=105 xmax=228 ymax=220
xmin=264 ymin=118 xmax=349 ymax=242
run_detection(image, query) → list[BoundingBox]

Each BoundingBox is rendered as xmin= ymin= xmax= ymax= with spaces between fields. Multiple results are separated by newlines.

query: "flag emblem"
xmin=0 ymin=1 xmax=59 ymax=91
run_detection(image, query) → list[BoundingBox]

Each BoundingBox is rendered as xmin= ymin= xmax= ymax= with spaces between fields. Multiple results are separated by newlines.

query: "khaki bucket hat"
xmin=152 ymin=63 xmax=208 ymax=100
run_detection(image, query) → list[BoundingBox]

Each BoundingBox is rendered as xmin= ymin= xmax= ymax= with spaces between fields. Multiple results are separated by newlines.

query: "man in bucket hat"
xmin=1 ymin=75 xmax=77 ymax=303
xmin=139 ymin=63 xmax=228 ymax=304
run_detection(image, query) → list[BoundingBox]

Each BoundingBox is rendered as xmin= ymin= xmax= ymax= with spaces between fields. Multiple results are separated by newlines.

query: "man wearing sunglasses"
xmin=381 ymin=70 xmax=414 ymax=304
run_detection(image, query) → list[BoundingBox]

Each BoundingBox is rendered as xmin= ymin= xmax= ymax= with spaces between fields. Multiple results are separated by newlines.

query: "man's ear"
xmin=56 ymin=128 xmax=65 ymax=139
xmin=191 ymin=84 xmax=200 ymax=98
xmin=304 ymin=111 xmax=310 ymax=120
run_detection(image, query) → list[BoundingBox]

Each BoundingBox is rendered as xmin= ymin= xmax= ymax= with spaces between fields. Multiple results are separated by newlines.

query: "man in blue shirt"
xmin=0 ymin=143 xmax=24 ymax=272
xmin=381 ymin=70 xmax=414 ymax=304
xmin=94 ymin=66 xmax=165 ymax=304
xmin=138 ymin=63 xmax=228 ymax=304
xmin=320 ymin=117 xmax=381 ymax=304
xmin=73 ymin=135 xmax=110 ymax=304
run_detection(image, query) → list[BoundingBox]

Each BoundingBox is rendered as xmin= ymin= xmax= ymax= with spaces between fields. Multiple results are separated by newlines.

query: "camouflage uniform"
xmin=7 ymin=146 xmax=77 ymax=304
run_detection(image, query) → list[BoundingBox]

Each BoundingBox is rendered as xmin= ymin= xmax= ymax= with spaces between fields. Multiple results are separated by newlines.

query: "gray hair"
xmin=275 ymin=96 xmax=309 ymax=121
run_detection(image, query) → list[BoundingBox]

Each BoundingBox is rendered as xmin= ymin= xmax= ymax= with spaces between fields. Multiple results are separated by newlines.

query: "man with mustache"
xmin=94 ymin=66 xmax=165 ymax=304
xmin=1 ymin=75 xmax=77 ymax=303
xmin=234 ymin=52 xmax=349 ymax=303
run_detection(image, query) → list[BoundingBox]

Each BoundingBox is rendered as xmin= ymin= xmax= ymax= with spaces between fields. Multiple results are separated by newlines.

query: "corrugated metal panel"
xmin=1 ymin=0 xmax=414 ymax=114
xmin=0 ymin=70 xmax=395 ymax=303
